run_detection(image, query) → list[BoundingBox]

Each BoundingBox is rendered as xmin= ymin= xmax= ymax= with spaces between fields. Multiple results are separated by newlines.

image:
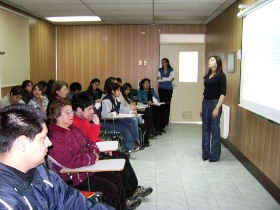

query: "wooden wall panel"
xmin=206 ymin=0 xmax=280 ymax=188
xmin=56 ymin=24 xmax=205 ymax=91
xmin=29 ymin=18 xmax=55 ymax=84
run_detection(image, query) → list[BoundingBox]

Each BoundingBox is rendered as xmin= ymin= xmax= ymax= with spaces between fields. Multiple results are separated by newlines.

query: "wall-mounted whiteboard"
xmin=0 ymin=8 xmax=30 ymax=91
xmin=238 ymin=0 xmax=280 ymax=124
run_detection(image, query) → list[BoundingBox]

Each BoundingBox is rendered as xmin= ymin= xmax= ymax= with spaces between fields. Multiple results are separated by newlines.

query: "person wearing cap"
xmin=0 ymin=86 xmax=25 ymax=110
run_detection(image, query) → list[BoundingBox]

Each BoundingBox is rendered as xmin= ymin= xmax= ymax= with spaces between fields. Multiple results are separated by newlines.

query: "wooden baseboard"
xmin=221 ymin=139 xmax=280 ymax=204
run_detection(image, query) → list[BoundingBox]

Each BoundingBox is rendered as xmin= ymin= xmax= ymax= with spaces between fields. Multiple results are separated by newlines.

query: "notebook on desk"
xmin=60 ymin=159 xmax=126 ymax=173
xmin=96 ymin=141 xmax=118 ymax=152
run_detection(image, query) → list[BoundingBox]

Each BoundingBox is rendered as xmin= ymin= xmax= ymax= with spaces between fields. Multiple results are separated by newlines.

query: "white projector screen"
xmin=239 ymin=0 xmax=280 ymax=124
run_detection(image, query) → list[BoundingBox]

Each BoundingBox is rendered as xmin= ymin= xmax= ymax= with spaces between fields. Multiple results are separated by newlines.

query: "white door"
xmin=160 ymin=44 xmax=205 ymax=122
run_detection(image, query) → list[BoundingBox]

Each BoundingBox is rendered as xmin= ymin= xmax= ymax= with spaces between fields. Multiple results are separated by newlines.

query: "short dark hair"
xmin=72 ymin=92 xmax=95 ymax=111
xmin=32 ymin=84 xmax=44 ymax=92
xmin=48 ymin=99 xmax=72 ymax=124
xmin=10 ymin=86 xmax=23 ymax=96
xmin=105 ymin=82 xmax=120 ymax=95
xmin=50 ymin=80 xmax=68 ymax=99
xmin=70 ymin=82 xmax=82 ymax=92
xmin=38 ymin=80 xmax=48 ymax=89
xmin=116 ymin=78 xmax=122 ymax=83
xmin=0 ymin=104 xmax=46 ymax=154
xmin=22 ymin=80 xmax=33 ymax=89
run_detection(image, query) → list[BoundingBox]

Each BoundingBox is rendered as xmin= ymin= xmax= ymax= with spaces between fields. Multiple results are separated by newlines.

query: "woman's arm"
xmin=137 ymin=90 xmax=147 ymax=104
xmin=158 ymin=70 xmax=175 ymax=82
xmin=101 ymin=99 xmax=114 ymax=118
xmin=150 ymin=88 xmax=159 ymax=100
xmin=212 ymin=95 xmax=225 ymax=118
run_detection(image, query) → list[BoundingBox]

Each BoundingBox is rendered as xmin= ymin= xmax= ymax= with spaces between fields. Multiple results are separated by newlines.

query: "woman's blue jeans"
xmin=202 ymin=98 xmax=222 ymax=161
xmin=101 ymin=121 xmax=135 ymax=150
xmin=120 ymin=117 xmax=140 ymax=143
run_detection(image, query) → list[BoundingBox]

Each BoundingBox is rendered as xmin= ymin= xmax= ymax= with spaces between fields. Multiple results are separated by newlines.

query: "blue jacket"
xmin=0 ymin=163 xmax=114 ymax=210
xmin=137 ymin=88 xmax=159 ymax=104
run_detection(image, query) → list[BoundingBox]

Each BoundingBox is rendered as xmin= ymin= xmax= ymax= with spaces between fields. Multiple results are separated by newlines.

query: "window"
xmin=179 ymin=51 xmax=198 ymax=82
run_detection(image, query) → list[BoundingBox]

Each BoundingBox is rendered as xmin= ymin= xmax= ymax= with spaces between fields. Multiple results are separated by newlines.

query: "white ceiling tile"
xmin=87 ymin=4 xmax=152 ymax=11
xmin=25 ymin=5 xmax=90 ymax=12
xmin=95 ymin=11 xmax=153 ymax=17
xmin=154 ymin=3 xmax=222 ymax=11
xmin=155 ymin=0 xmax=227 ymax=3
xmin=40 ymin=11 xmax=97 ymax=17
xmin=4 ymin=0 xmax=82 ymax=6
xmin=155 ymin=20 xmax=204 ymax=24
xmin=83 ymin=0 xmax=152 ymax=4
xmin=155 ymin=10 xmax=214 ymax=16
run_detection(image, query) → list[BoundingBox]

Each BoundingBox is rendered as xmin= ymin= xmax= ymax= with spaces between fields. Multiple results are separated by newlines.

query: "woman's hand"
xmin=147 ymin=101 xmax=153 ymax=106
xmin=157 ymin=76 xmax=162 ymax=80
xmin=212 ymin=108 xmax=219 ymax=118
xmin=130 ymin=104 xmax=136 ymax=111
xmin=91 ymin=114 xmax=100 ymax=124
xmin=93 ymin=152 xmax=99 ymax=162
xmin=39 ymin=95 xmax=45 ymax=104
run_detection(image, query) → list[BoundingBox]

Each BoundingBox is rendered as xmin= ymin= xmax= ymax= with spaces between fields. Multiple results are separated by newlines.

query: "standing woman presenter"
xmin=200 ymin=56 xmax=226 ymax=162
xmin=157 ymin=58 xmax=175 ymax=128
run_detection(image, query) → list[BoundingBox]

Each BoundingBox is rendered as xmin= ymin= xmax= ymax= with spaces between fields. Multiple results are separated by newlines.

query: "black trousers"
xmin=98 ymin=151 xmax=138 ymax=198
xmin=76 ymin=171 xmax=125 ymax=210
xmin=158 ymin=88 xmax=173 ymax=126
xmin=138 ymin=109 xmax=155 ymax=135
xmin=113 ymin=151 xmax=138 ymax=198
xmin=149 ymin=106 xmax=165 ymax=132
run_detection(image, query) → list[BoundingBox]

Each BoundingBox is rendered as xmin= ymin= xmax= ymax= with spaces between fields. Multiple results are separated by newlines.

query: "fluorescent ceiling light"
xmin=46 ymin=16 xmax=101 ymax=22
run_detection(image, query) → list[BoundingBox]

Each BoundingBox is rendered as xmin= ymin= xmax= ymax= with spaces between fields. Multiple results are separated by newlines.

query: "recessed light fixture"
xmin=46 ymin=16 xmax=101 ymax=22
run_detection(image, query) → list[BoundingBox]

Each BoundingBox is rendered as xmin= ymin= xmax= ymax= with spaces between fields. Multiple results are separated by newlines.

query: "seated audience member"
xmin=48 ymin=99 xmax=141 ymax=210
xmin=101 ymin=82 xmax=140 ymax=153
xmin=86 ymin=78 xmax=103 ymax=103
xmin=102 ymin=77 xmax=117 ymax=98
xmin=121 ymin=83 xmax=156 ymax=141
xmin=45 ymin=79 xmax=55 ymax=99
xmin=67 ymin=82 xmax=82 ymax=102
xmin=21 ymin=80 xmax=33 ymax=104
xmin=47 ymin=80 xmax=68 ymax=115
xmin=72 ymin=91 xmax=153 ymax=199
xmin=138 ymin=78 xmax=166 ymax=135
xmin=38 ymin=80 xmax=48 ymax=96
xmin=0 ymin=104 xmax=113 ymax=210
xmin=0 ymin=86 xmax=25 ymax=109
xmin=28 ymin=84 xmax=49 ymax=114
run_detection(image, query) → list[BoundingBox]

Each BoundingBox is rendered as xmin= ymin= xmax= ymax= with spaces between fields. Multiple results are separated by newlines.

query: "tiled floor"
xmin=129 ymin=123 xmax=280 ymax=210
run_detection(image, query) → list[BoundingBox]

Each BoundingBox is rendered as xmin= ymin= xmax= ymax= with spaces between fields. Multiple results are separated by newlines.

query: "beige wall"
xmin=206 ymin=0 xmax=280 ymax=188
xmin=0 ymin=3 xmax=55 ymax=96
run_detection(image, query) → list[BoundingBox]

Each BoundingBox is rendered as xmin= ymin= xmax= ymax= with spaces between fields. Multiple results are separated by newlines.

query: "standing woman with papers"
xmin=157 ymin=58 xmax=175 ymax=129
xmin=138 ymin=78 xmax=165 ymax=135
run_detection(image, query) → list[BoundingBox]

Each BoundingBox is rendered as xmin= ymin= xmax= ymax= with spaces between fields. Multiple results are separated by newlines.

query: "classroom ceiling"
xmin=0 ymin=0 xmax=237 ymax=25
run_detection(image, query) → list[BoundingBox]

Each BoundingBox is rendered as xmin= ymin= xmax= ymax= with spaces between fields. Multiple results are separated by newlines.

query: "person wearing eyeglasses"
xmin=48 ymin=99 xmax=141 ymax=210
xmin=0 ymin=86 xmax=25 ymax=110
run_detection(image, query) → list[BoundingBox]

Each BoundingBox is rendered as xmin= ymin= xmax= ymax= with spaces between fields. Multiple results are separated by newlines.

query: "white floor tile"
xmin=131 ymin=123 xmax=279 ymax=210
